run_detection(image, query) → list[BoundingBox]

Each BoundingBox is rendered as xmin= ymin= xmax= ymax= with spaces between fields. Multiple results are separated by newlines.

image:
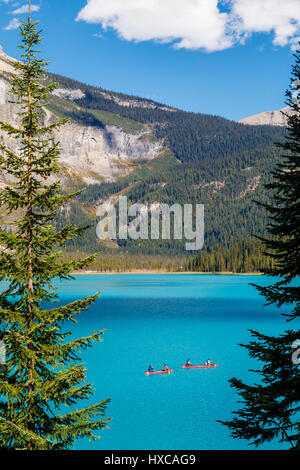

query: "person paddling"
xmin=186 ymin=359 xmax=191 ymax=366
xmin=148 ymin=365 xmax=154 ymax=372
xmin=163 ymin=364 xmax=168 ymax=371
xmin=205 ymin=359 xmax=211 ymax=366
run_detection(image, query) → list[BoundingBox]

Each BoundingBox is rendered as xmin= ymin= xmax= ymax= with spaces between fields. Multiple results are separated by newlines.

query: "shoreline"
xmin=71 ymin=270 xmax=263 ymax=275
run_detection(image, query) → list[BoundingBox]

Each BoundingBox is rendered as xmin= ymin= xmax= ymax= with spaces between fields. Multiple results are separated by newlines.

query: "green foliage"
xmin=219 ymin=46 xmax=300 ymax=449
xmin=59 ymin=251 xmax=185 ymax=273
xmin=0 ymin=11 xmax=110 ymax=449
xmin=57 ymin=239 xmax=276 ymax=274
xmin=47 ymin=95 xmax=143 ymax=134
xmin=91 ymin=109 xmax=144 ymax=133
xmin=186 ymin=238 xmax=274 ymax=273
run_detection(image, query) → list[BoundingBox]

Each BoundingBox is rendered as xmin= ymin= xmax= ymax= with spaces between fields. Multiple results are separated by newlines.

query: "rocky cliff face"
xmin=0 ymin=46 xmax=16 ymax=74
xmin=47 ymin=115 xmax=163 ymax=184
xmin=0 ymin=47 xmax=164 ymax=187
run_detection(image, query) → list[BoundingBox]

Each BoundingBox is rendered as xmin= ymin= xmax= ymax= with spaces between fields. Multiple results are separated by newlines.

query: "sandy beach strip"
xmin=71 ymin=270 xmax=263 ymax=275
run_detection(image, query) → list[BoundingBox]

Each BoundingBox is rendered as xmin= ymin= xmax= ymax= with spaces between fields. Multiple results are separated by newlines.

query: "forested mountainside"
xmin=61 ymin=144 xmax=280 ymax=254
xmin=49 ymin=72 xmax=286 ymax=255
xmin=186 ymin=238 xmax=274 ymax=273
xmin=0 ymin=48 xmax=287 ymax=255
xmin=49 ymin=72 xmax=285 ymax=165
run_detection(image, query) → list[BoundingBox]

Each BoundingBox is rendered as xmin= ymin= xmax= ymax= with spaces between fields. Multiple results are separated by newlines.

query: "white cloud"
xmin=4 ymin=17 xmax=20 ymax=30
xmin=11 ymin=4 xmax=40 ymax=15
xmin=231 ymin=0 xmax=300 ymax=47
xmin=76 ymin=0 xmax=233 ymax=52
xmin=76 ymin=0 xmax=300 ymax=52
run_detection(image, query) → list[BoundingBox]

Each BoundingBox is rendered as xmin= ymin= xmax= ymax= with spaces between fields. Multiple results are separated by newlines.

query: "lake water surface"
xmin=50 ymin=274 xmax=291 ymax=450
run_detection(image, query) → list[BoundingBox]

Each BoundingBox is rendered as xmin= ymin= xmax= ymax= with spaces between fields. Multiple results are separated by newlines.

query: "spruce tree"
xmin=219 ymin=47 xmax=300 ymax=448
xmin=0 ymin=2 xmax=110 ymax=450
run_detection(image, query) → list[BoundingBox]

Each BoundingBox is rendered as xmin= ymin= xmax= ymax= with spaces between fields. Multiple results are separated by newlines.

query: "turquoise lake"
xmin=46 ymin=273 xmax=292 ymax=451
xmin=2 ymin=273 xmax=292 ymax=450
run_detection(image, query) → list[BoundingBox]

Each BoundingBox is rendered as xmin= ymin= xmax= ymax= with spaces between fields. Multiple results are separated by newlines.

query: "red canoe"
xmin=181 ymin=363 xmax=218 ymax=369
xmin=144 ymin=368 xmax=173 ymax=376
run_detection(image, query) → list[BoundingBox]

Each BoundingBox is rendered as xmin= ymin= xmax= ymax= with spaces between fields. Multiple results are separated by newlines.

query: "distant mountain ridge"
xmin=239 ymin=107 xmax=292 ymax=126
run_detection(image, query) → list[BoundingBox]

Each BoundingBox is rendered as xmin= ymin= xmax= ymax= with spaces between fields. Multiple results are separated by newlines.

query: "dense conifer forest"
xmin=59 ymin=238 xmax=272 ymax=273
xmin=45 ymin=71 xmax=287 ymax=266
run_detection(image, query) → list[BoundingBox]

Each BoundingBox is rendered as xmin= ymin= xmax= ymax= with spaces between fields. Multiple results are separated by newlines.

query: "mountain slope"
xmin=48 ymin=70 xmax=285 ymax=165
xmin=0 ymin=48 xmax=166 ymax=186
xmin=0 ymin=46 xmax=287 ymax=255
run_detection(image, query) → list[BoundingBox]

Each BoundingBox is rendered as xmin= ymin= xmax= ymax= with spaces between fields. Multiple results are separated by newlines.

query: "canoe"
xmin=144 ymin=368 xmax=173 ymax=376
xmin=181 ymin=363 xmax=218 ymax=368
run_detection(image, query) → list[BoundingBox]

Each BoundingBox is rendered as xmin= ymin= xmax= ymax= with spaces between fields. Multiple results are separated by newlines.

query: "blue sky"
xmin=0 ymin=0 xmax=299 ymax=121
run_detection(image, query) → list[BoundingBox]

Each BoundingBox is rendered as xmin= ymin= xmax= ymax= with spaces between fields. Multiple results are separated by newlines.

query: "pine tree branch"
xmin=0 ymin=416 xmax=52 ymax=450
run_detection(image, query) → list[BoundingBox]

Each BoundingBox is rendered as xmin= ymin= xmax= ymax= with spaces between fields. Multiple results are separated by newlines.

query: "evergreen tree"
xmin=219 ymin=46 xmax=300 ymax=448
xmin=0 ymin=2 xmax=110 ymax=449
